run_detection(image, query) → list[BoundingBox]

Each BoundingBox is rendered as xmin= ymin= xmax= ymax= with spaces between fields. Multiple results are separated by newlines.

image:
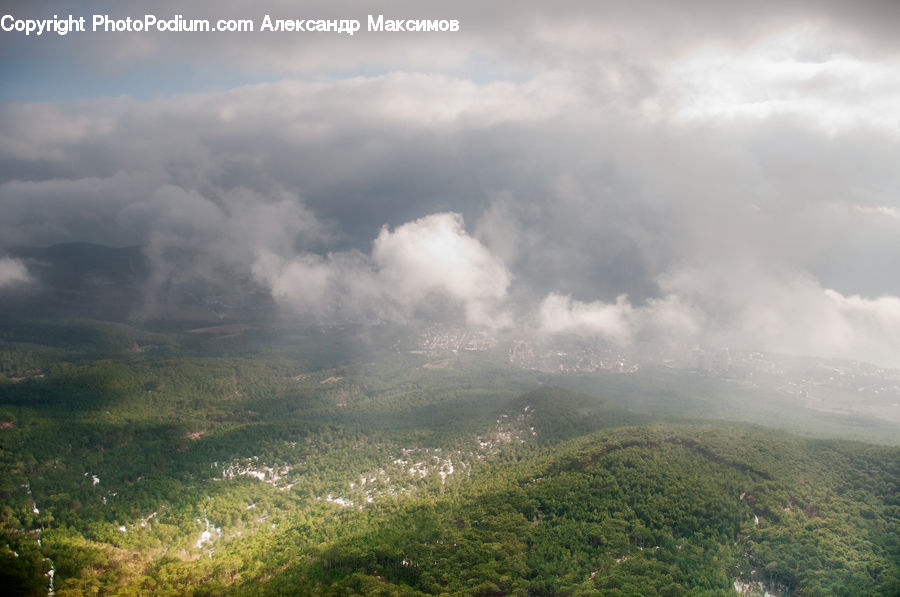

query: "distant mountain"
xmin=1 ymin=243 xmax=274 ymax=324
xmin=2 ymin=243 xmax=148 ymax=322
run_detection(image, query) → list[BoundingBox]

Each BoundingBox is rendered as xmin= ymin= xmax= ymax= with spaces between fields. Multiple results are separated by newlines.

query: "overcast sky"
xmin=2 ymin=0 xmax=900 ymax=365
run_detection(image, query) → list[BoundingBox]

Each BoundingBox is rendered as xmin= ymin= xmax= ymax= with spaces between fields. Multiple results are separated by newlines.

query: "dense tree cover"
xmin=239 ymin=425 xmax=898 ymax=596
xmin=0 ymin=319 xmax=898 ymax=595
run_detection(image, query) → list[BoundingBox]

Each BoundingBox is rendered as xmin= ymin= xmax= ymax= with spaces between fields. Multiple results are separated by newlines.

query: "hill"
xmin=0 ymin=330 xmax=897 ymax=596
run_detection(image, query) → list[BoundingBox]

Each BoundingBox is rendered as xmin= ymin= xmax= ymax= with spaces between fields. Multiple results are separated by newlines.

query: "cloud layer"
xmin=3 ymin=1 xmax=900 ymax=365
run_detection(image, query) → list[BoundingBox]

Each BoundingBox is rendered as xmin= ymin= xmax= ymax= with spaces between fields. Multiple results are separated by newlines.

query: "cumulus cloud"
xmin=373 ymin=212 xmax=510 ymax=325
xmin=252 ymin=251 xmax=353 ymax=318
xmin=535 ymin=260 xmax=900 ymax=368
xmin=537 ymin=291 xmax=701 ymax=350
xmin=252 ymin=212 xmax=511 ymax=327
xmin=539 ymin=293 xmax=634 ymax=342
xmin=0 ymin=257 xmax=31 ymax=288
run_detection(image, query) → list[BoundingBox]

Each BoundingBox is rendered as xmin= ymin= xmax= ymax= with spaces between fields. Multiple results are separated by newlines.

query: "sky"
xmin=2 ymin=0 xmax=900 ymax=366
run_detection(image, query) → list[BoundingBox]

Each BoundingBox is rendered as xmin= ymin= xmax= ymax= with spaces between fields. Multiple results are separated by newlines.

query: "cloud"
xmin=655 ymin=263 xmax=900 ymax=366
xmin=538 ymin=293 xmax=634 ymax=342
xmin=252 ymin=212 xmax=511 ymax=327
xmin=252 ymin=251 xmax=350 ymax=317
xmin=535 ymin=260 xmax=900 ymax=368
xmin=825 ymin=290 xmax=900 ymax=361
xmin=0 ymin=257 xmax=31 ymax=288
xmin=2 ymin=72 xmax=900 ymax=363
xmin=7 ymin=0 xmax=900 ymax=103
xmin=373 ymin=212 xmax=510 ymax=325
xmin=666 ymin=28 xmax=900 ymax=133
xmin=537 ymin=291 xmax=701 ymax=349
xmin=3 ymin=2 xmax=900 ymax=366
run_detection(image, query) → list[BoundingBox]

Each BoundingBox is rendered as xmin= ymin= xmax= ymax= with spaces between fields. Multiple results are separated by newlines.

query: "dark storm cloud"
xmin=2 ymin=1 xmax=900 ymax=363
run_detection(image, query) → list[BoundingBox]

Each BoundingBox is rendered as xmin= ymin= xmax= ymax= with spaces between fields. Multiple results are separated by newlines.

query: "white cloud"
xmin=655 ymin=263 xmax=900 ymax=367
xmin=821 ymin=289 xmax=900 ymax=363
xmin=0 ymin=257 xmax=31 ymax=288
xmin=252 ymin=212 xmax=512 ymax=327
xmin=537 ymin=291 xmax=701 ymax=349
xmin=666 ymin=28 xmax=900 ymax=133
xmin=536 ymin=261 xmax=900 ymax=369
xmin=538 ymin=293 xmax=634 ymax=342
xmin=373 ymin=212 xmax=510 ymax=326
xmin=253 ymin=252 xmax=340 ymax=316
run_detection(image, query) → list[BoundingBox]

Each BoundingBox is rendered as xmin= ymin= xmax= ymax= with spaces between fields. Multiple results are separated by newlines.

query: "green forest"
xmin=1 ymin=320 xmax=898 ymax=596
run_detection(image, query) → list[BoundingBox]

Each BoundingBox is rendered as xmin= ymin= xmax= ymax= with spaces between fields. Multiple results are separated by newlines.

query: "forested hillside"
xmin=1 ymin=320 xmax=898 ymax=595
